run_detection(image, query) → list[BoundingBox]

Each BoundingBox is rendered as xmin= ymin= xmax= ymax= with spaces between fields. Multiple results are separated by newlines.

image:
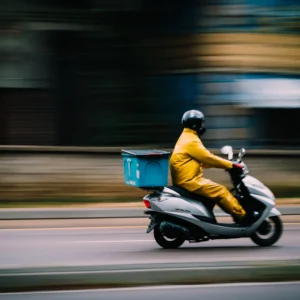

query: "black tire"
xmin=153 ymin=226 xmax=185 ymax=249
xmin=250 ymin=216 xmax=283 ymax=247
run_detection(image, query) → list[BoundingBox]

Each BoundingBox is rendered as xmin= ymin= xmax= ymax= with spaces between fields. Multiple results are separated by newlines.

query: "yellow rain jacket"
xmin=170 ymin=128 xmax=246 ymax=219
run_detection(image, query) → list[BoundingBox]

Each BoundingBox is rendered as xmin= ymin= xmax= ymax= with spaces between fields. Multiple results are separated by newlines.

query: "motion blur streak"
xmin=0 ymin=1 xmax=299 ymax=296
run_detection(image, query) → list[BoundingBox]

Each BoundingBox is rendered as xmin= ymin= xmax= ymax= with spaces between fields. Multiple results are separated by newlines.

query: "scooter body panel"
xmin=147 ymin=194 xmax=214 ymax=219
xmin=141 ymin=146 xmax=282 ymax=242
xmin=144 ymin=174 xmax=279 ymax=238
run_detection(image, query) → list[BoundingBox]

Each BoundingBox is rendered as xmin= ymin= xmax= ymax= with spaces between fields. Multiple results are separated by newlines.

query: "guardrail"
xmin=0 ymin=146 xmax=299 ymax=201
xmin=1 ymin=145 xmax=300 ymax=156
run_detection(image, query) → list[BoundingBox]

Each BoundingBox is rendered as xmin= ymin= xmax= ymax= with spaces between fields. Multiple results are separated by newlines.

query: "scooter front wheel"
xmin=250 ymin=216 xmax=283 ymax=247
xmin=154 ymin=226 xmax=185 ymax=249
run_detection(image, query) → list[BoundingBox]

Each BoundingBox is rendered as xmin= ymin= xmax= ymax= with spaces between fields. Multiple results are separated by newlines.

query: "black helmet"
xmin=182 ymin=110 xmax=206 ymax=136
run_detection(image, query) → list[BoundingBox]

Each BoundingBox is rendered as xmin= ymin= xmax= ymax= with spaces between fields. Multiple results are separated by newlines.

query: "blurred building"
xmin=196 ymin=0 xmax=300 ymax=149
xmin=0 ymin=0 xmax=299 ymax=149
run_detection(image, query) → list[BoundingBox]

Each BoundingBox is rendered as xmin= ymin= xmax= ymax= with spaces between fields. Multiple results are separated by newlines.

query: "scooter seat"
xmin=167 ymin=185 xmax=215 ymax=211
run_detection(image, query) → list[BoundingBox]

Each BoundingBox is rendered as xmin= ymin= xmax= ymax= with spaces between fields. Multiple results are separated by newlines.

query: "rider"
xmin=170 ymin=110 xmax=247 ymax=224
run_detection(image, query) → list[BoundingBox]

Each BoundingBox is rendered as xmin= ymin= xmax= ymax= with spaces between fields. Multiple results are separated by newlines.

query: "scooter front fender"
xmin=267 ymin=207 xmax=281 ymax=217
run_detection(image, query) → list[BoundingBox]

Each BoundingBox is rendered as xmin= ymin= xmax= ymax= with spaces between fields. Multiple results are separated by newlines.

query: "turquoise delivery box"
xmin=121 ymin=149 xmax=170 ymax=188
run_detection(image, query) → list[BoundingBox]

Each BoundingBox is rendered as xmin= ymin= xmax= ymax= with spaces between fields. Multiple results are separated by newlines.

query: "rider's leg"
xmin=186 ymin=178 xmax=246 ymax=222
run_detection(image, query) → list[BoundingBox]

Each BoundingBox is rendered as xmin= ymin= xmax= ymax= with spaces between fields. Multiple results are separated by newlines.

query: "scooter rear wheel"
xmin=250 ymin=216 xmax=283 ymax=247
xmin=154 ymin=226 xmax=185 ymax=249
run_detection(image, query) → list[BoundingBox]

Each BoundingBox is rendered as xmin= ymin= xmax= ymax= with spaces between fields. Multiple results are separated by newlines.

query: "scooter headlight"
xmin=240 ymin=162 xmax=249 ymax=174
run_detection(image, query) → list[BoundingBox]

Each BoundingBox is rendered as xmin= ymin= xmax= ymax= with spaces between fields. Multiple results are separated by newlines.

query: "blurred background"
xmin=0 ymin=0 xmax=299 ymax=204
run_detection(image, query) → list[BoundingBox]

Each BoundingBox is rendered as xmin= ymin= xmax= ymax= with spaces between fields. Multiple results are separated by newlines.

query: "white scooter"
xmin=142 ymin=146 xmax=283 ymax=248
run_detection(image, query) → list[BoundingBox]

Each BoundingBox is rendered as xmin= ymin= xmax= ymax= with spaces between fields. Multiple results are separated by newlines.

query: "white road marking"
xmin=64 ymin=239 xmax=154 ymax=243
xmin=0 ymin=226 xmax=147 ymax=231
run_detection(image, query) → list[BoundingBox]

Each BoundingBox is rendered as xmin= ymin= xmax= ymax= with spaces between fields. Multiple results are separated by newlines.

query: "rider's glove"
xmin=232 ymin=163 xmax=244 ymax=174
xmin=232 ymin=163 xmax=244 ymax=170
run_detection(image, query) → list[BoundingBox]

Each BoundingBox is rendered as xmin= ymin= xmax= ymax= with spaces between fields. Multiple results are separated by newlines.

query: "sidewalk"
xmin=1 ymin=260 xmax=300 ymax=293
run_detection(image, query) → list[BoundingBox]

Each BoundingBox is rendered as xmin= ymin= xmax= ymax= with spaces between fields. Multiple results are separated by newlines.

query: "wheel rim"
xmin=159 ymin=228 xmax=178 ymax=241
xmin=256 ymin=218 xmax=276 ymax=239
xmin=163 ymin=235 xmax=178 ymax=241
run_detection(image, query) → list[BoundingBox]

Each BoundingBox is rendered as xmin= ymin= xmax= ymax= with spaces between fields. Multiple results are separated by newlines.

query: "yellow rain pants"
xmin=170 ymin=128 xmax=246 ymax=221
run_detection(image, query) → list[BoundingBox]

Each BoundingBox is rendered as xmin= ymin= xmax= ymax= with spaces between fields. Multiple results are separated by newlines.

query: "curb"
xmin=1 ymin=260 xmax=300 ymax=293
xmin=1 ymin=145 xmax=300 ymax=156
xmin=1 ymin=206 xmax=300 ymax=220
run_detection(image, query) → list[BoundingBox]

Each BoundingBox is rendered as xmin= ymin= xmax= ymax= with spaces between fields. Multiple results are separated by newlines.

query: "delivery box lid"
xmin=121 ymin=149 xmax=170 ymax=157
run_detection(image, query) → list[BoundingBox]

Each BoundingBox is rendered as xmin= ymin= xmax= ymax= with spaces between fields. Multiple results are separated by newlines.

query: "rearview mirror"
xmin=220 ymin=145 xmax=233 ymax=160
xmin=238 ymin=148 xmax=246 ymax=160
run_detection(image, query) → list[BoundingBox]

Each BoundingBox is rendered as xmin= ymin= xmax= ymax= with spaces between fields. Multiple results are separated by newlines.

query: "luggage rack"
xmin=139 ymin=186 xmax=164 ymax=192
xmin=121 ymin=149 xmax=170 ymax=156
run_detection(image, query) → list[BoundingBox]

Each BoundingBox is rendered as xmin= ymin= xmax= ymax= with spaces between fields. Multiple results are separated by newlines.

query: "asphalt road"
xmin=1 ymin=282 xmax=299 ymax=300
xmin=0 ymin=222 xmax=299 ymax=269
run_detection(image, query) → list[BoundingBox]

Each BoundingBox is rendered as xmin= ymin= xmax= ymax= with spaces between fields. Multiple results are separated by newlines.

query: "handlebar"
xmin=227 ymin=160 xmax=247 ymax=186
xmin=221 ymin=146 xmax=248 ymax=186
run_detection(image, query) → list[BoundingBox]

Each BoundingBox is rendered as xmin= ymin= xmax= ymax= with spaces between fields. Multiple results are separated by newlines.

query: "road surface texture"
xmin=0 ymin=222 xmax=299 ymax=269
xmin=1 ymin=282 xmax=299 ymax=300
xmin=1 ymin=218 xmax=300 ymax=292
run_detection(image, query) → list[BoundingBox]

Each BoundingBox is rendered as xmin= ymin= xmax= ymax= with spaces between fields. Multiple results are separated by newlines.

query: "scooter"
xmin=142 ymin=146 xmax=283 ymax=248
